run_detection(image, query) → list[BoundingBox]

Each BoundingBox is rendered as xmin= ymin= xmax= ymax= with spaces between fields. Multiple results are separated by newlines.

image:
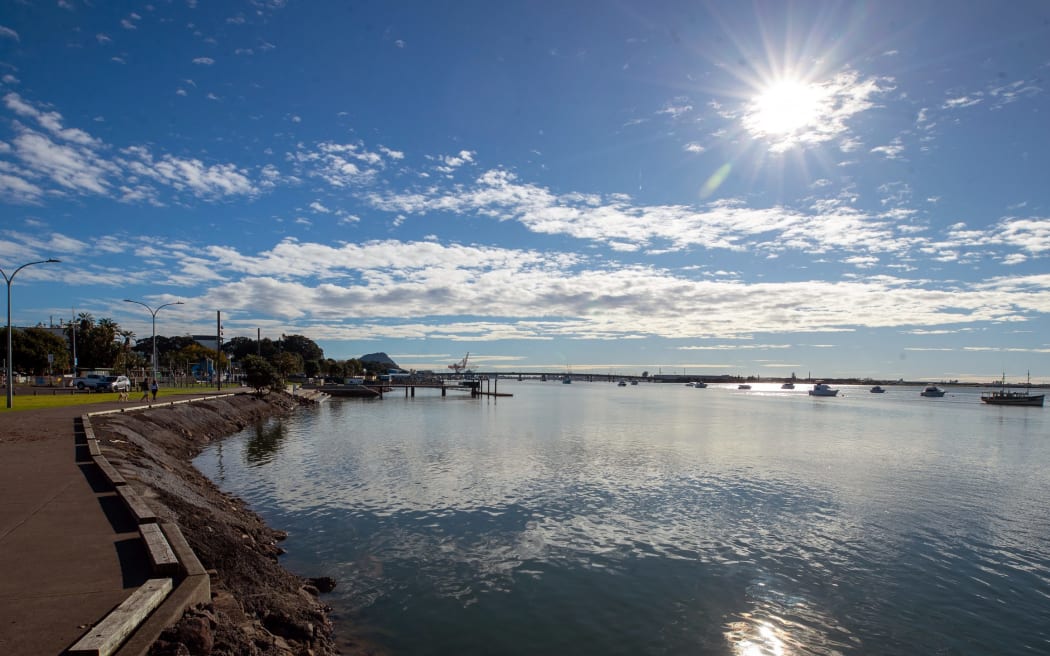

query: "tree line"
xmin=3 ymin=313 xmax=382 ymax=385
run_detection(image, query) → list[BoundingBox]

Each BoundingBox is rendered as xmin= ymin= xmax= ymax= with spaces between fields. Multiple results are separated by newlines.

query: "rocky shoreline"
xmin=90 ymin=392 xmax=356 ymax=656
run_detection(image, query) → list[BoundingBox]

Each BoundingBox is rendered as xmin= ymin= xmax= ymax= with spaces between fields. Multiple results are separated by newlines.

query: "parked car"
xmin=72 ymin=373 xmax=108 ymax=390
xmin=103 ymin=375 xmax=131 ymax=392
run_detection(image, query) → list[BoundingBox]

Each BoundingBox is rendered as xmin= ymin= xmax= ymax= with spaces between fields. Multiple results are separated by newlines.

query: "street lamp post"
xmin=3 ymin=258 xmax=61 ymax=409
xmin=123 ymin=299 xmax=184 ymax=382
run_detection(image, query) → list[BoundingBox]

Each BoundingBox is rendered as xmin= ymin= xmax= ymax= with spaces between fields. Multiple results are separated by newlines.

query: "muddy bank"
xmin=90 ymin=392 xmax=357 ymax=656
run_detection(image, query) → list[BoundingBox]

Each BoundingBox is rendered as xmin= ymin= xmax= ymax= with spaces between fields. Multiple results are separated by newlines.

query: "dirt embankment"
xmin=91 ymin=392 xmax=346 ymax=656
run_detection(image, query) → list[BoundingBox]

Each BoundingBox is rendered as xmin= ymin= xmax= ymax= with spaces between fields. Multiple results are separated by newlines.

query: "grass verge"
xmin=0 ymin=386 xmax=230 ymax=412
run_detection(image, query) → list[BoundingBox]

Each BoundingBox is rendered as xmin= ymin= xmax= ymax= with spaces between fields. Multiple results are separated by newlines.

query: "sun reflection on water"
xmin=726 ymin=616 xmax=788 ymax=656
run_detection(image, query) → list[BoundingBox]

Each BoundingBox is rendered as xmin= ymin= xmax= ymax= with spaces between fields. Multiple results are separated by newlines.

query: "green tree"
xmin=281 ymin=334 xmax=324 ymax=362
xmin=241 ymin=355 xmax=283 ymax=394
xmin=274 ymin=351 xmax=303 ymax=378
xmin=1 ymin=327 xmax=71 ymax=375
xmin=224 ymin=336 xmax=260 ymax=361
xmin=134 ymin=335 xmax=198 ymax=364
xmin=321 ymin=359 xmax=345 ymax=379
xmin=64 ymin=315 xmax=122 ymax=371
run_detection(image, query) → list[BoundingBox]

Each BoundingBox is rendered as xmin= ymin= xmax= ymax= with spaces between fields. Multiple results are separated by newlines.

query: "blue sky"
xmin=2 ymin=0 xmax=1050 ymax=381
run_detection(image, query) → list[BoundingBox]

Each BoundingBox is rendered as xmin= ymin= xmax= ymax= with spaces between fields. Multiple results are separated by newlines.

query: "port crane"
xmin=448 ymin=352 xmax=471 ymax=375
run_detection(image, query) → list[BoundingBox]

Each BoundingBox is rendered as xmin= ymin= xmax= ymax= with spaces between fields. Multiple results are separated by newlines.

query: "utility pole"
xmin=216 ymin=310 xmax=222 ymax=391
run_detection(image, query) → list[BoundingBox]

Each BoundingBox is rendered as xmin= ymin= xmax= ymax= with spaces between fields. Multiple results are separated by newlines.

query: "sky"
xmin=2 ymin=1 xmax=1050 ymax=382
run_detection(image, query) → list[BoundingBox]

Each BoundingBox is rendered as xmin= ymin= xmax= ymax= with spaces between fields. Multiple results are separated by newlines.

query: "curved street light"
xmin=123 ymin=299 xmax=184 ymax=382
xmin=3 ymin=258 xmax=61 ymax=409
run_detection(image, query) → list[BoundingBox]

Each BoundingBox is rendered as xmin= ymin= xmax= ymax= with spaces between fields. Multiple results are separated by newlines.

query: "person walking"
xmin=139 ymin=377 xmax=150 ymax=402
xmin=150 ymin=377 xmax=159 ymax=401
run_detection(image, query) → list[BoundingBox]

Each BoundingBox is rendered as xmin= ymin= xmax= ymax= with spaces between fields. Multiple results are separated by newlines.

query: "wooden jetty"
xmin=314 ymin=378 xmax=512 ymax=399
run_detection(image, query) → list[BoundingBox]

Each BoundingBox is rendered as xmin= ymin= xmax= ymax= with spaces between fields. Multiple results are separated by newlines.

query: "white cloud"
xmin=942 ymin=94 xmax=982 ymax=109
xmin=366 ymin=169 xmax=923 ymax=257
xmin=0 ymin=170 xmax=45 ymax=203
xmin=0 ymin=25 xmax=20 ymax=42
xmin=192 ymin=57 xmax=215 ymax=65
xmin=684 ymin=143 xmax=706 ymax=153
xmin=870 ymin=137 xmax=905 ymax=160
xmin=657 ymin=99 xmax=693 ymax=119
xmin=432 ymin=150 xmax=476 ymax=174
xmin=10 ymin=128 xmax=116 ymax=195
xmin=291 ymin=140 xmax=396 ymax=187
xmin=9 ymin=224 xmax=1050 ymax=345
xmin=0 ymin=91 xmax=266 ymax=204
xmin=121 ymin=148 xmax=257 ymax=199
xmin=4 ymin=93 xmax=100 ymax=146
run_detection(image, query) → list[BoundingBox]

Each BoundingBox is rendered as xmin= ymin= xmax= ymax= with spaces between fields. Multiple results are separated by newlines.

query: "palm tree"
xmin=117 ymin=329 xmax=135 ymax=374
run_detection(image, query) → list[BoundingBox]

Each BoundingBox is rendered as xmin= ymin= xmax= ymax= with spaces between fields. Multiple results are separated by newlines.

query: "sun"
xmin=745 ymin=78 xmax=824 ymax=137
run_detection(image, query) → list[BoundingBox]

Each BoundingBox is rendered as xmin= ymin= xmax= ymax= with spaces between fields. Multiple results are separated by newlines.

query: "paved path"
xmin=0 ymin=402 xmax=152 ymax=656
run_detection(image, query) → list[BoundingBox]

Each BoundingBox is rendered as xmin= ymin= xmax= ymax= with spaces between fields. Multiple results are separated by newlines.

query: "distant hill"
xmin=360 ymin=352 xmax=399 ymax=370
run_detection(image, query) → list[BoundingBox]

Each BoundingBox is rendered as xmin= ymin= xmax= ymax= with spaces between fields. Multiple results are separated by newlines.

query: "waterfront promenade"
xmin=0 ymin=400 xmax=158 ymax=655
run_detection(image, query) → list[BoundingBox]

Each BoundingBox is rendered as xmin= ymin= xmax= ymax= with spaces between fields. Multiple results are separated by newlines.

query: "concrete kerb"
xmin=71 ymin=395 xmax=233 ymax=656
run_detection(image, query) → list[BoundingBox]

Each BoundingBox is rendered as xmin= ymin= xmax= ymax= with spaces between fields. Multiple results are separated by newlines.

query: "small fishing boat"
xmin=693 ymin=381 xmax=707 ymax=388
xmin=870 ymin=385 xmax=885 ymax=393
xmin=981 ymin=372 xmax=1044 ymax=407
xmin=738 ymin=384 xmax=751 ymax=390
xmin=617 ymin=380 xmax=627 ymax=387
xmin=920 ymin=385 xmax=945 ymax=397
xmin=781 ymin=382 xmax=795 ymax=389
xmin=808 ymin=382 xmax=839 ymax=397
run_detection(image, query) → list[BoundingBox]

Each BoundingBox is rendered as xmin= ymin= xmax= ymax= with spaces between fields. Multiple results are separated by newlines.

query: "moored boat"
xmin=920 ymin=385 xmax=945 ymax=397
xmin=870 ymin=385 xmax=885 ymax=393
xmin=738 ymin=384 xmax=751 ymax=390
xmin=617 ymin=380 xmax=627 ymax=386
xmin=781 ymin=382 xmax=795 ymax=389
xmin=808 ymin=382 xmax=839 ymax=397
xmin=693 ymin=381 xmax=707 ymax=388
xmin=981 ymin=372 xmax=1045 ymax=407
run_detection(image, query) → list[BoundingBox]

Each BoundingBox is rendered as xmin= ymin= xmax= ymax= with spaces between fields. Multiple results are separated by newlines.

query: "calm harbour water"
xmin=194 ymin=381 xmax=1050 ymax=655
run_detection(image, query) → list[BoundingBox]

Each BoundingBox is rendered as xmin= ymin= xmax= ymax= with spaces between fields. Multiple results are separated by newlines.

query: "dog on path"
xmin=117 ymin=389 xmax=129 ymax=402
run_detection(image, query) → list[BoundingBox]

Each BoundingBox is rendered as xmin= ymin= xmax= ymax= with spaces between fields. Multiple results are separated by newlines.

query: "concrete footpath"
xmin=0 ymin=402 xmax=152 ymax=656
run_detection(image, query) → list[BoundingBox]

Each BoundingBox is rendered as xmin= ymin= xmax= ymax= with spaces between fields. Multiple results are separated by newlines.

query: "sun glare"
xmin=747 ymin=78 xmax=823 ymax=137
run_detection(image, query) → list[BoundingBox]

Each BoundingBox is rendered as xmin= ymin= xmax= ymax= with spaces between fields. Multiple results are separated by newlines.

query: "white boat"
xmin=694 ymin=381 xmax=707 ymax=388
xmin=808 ymin=383 xmax=839 ymax=397
xmin=920 ymin=385 xmax=945 ymax=397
